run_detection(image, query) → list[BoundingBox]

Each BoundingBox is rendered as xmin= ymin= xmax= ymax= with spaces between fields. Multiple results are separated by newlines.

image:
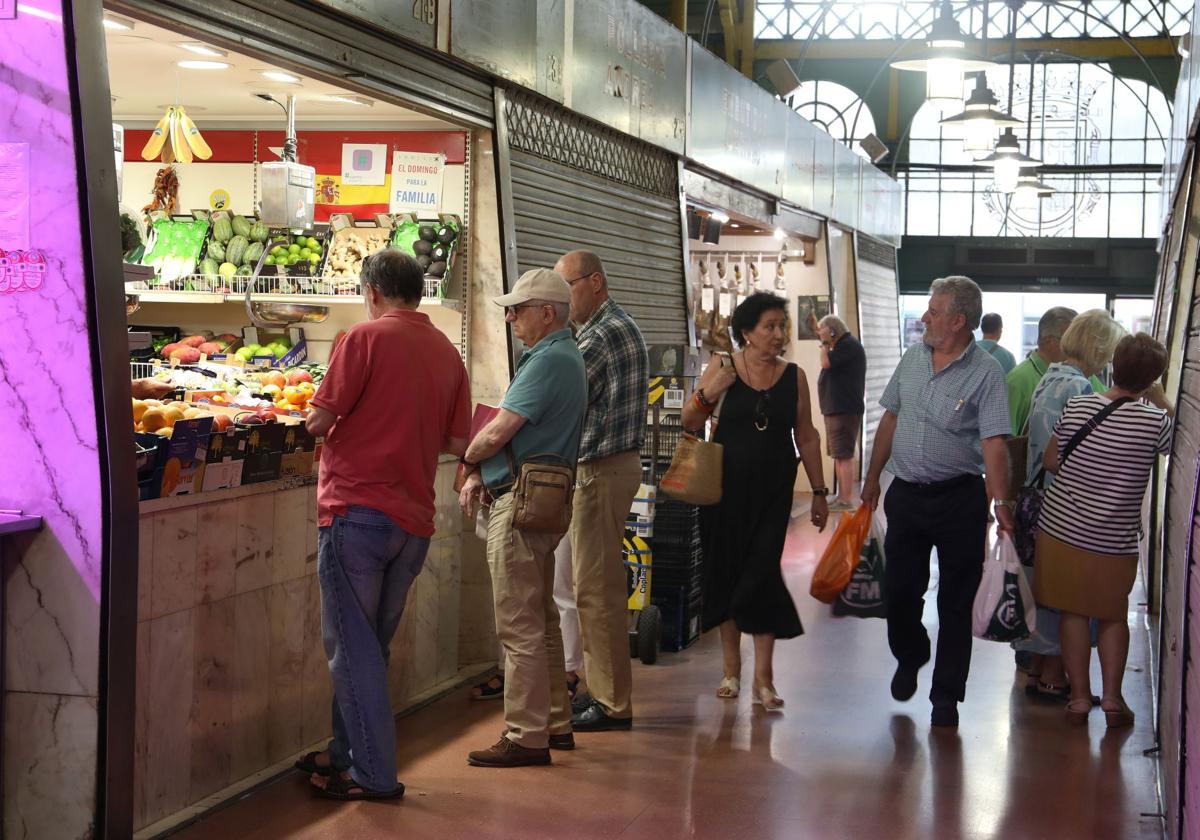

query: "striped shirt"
xmin=576 ymin=298 xmax=649 ymax=462
xmin=880 ymin=340 xmax=1011 ymax=483
xmin=1038 ymin=394 xmax=1172 ymax=555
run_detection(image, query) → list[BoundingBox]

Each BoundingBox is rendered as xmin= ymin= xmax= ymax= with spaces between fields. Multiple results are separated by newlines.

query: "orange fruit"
xmin=155 ymin=427 xmax=173 ymax=438
xmin=262 ymin=384 xmax=282 ymax=399
xmin=263 ymin=371 xmax=286 ymax=389
xmin=297 ymin=382 xmax=315 ymax=396
xmin=283 ymin=386 xmax=306 ymax=405
xmin=162 ymin=407 xmax=185 ymax=428
xmin=141 ymin=407 xmax=167 ymax=433
xmin=161 ymin=458 xmax=182 ymax=494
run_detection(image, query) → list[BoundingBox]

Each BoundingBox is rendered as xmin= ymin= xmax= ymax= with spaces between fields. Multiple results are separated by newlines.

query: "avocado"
xmin=436 ymin=225 xmax=457 ymax=245
xmin=428 ymin=260 xmax=447 ymax=278
xmin=418 ymin=224 xmax=437 ymax=243
xmin=417 ymin=255 xmax=433 ymax=271
xmin=412 ymin=240 xmax=433 ymax=257
xmin=431 ymin=244 xmax=449 ymax=262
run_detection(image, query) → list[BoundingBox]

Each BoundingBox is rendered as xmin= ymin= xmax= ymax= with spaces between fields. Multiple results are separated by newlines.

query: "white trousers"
xmin=553 ymin=536 xmax=585 ymax=674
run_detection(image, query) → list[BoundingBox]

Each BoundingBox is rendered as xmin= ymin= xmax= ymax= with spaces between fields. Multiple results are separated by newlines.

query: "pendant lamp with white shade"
xmin=891 ymin=0 xmax=997 ymax=111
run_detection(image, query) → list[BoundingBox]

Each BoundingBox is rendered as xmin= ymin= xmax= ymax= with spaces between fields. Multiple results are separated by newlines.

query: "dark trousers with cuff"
xmin=883 ymin=475 xmax=988 ymax=706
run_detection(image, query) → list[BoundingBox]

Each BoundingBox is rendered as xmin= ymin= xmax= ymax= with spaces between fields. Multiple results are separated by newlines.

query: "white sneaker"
xmin=826 ymin=498 xmax=856 ymax=512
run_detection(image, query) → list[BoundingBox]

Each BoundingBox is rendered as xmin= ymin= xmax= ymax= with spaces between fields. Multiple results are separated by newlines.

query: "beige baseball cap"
xmin=494 ymin=268 xmax=571 ymax=307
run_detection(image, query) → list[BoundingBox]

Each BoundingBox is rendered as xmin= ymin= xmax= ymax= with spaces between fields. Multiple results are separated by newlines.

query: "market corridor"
xmin=165 ymin=516 xmax=1162 ymax=840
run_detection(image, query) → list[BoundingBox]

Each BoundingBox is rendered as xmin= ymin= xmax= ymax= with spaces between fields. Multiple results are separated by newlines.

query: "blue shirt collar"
xmin=921 ymin=339 xmax=978 ymax=375
xmin=517 ymin=328 xmax=573 ymax=369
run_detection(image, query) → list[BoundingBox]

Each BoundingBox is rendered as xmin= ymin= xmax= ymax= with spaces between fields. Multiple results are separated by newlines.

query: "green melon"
xmin=212 ymin=217 xmax=233 ymax=243
xmin=231 ymin=216 xmax=252 ymax=239
xmin=226 ymin=235 xmax=249 ymax=267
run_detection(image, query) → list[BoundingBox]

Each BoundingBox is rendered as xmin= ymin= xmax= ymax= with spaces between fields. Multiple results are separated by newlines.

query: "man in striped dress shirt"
xmin=862 ymin=275 xmax=1014 ymax=729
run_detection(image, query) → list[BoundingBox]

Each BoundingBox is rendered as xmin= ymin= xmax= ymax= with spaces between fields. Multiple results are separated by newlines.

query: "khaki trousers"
xmin=486 ymin=492 xmax=571 ymax=748
xmin=570 ymin=450 xmax=642 ymax=719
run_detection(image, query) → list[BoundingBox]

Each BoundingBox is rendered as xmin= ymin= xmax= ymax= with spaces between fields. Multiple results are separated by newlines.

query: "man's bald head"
xmin=555 ymin=250 xmax=610 ymax=324
xmin=558 ymin=250 xmax=607 ymax=288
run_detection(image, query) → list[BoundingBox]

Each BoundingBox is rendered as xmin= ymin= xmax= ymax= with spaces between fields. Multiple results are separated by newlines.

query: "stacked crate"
xmin=642 ymin=412 xmax=704 ymax=651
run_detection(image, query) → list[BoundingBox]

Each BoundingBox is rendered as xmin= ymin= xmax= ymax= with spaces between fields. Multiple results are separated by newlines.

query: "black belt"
xmin=894 ymin=474 xmax=981 ymax=491
xmin=487 ymin=484 xmax=513 ymax=502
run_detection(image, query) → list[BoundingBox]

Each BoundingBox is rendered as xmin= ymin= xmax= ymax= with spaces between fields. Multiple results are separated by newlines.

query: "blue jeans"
xmin=318 ymin=505 xmax=429 ymax=793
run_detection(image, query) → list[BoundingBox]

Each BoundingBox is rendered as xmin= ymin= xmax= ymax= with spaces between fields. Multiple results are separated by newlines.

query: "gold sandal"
xmin=717 ymin=676 xmax=740 ymax=699
xmin=752 ymin=684 xmax=785 ymax=711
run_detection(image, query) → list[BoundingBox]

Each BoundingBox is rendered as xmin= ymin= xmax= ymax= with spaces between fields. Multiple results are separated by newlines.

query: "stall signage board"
xmin=687 ymin=43 xmax=786 ymax=198
xmin=567 ymin=0 xmax=687 ymax=154
xmin=341 ymin=143 xmax=388 ymax=186
xmin=448 ymin=0 xmax=539 ymax=92
xmin=309 ymin=0 xmax=435 ymax=48
xmin=783 ymin=116 xmax=817 ymax=212
xmin=389 ymin=151 xmax=445 ymax=214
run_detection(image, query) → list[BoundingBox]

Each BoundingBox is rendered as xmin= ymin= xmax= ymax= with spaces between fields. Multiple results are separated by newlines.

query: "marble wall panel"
xmin=133 ymin=620 xmax=151 ymax=829
xmin=436 ymin=541 xmax=463 ymax=684
xmin=230 ymin=588 xmax=270 ymax=780
xmin=152 ymin=508 xmax=198 ymax=618
xmin=267 ymin=579 xmax=307 ymax=763
xmin=190 ymin=599 xmax=235 ymax=803
xmin=141 ymin=609 xmax=195 ymax=827
xmin=272 ymin=489 xmax=309 ymax=584
xmin=234 ymin=495 xmax=274 ymax=594
xmin=411 ymin=569 xmax=440 ymax=699
xmin=305 ymin=485 xmax=319 ymax=569
xmin=196 ymin=500 xmax=238 ymax=605
xmin=138 ymin=515 xmax=154 ymax=618
xmin=300 ymin=574 xmax=333 ymax=749
xmin=5 ymin=531 xmax=100 ymax=696
xmin=3 ymin=693 xmax=98 ymax=840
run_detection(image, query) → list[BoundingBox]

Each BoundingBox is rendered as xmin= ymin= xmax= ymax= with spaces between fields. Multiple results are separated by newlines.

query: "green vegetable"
xmin=249 ymin=221 xmax=269 ymax=243
xmin=212 ymin=217 xmax=233 ymax=243
xmin=198 ymin=258 xmax=219 ymax=278
xmin=226 ymin=235 xmax=249 ymax=267
xmin=231 ymin=216 xmax=252 ymax=239
xmin=218 ymin=262 xmax=238 ymax=278
xmin=244 ymin=242 xmax=264 ymax=266
xmin=236 ymin=265 xmax=253 ymax=277
xmin=206 ymin=239 xmax=226 ymax=263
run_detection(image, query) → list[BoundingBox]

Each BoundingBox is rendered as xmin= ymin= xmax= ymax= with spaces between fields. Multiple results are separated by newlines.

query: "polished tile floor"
xmin=168 ymin=515 xmax=1165 ymax=840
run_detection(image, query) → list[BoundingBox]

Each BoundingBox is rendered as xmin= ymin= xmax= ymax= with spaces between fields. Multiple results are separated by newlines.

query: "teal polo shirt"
xmin=482 ymin=329 xmax=588 ymax=491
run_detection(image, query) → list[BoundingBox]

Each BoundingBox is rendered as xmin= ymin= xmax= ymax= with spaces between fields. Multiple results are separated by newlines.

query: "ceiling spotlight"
xmin=261 ymin=70 xmax=302 ymax=84
xmin=891 ymin=0 xmax=995 ymax=111
xmin=940 ymin=75 xmax=1022 ymax=159
xmin=773 ymin=228 xmax=787 ymax=240
xmin=322 ymin=94 xmax=374 ymax=107
xmin=177 ymin=43 xmax=227 ymax=58
xmin=177 ymin=60 xmax=230 ymax=70
xmin=710 ymin=210 xmax=730 ymax=224
xmin=102 ymin=14 xmax=136 ymax=31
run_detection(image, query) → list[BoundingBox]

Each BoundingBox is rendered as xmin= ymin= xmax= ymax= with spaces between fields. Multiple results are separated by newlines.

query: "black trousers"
xmin=883 ymin=475 xmax=988 ymax=705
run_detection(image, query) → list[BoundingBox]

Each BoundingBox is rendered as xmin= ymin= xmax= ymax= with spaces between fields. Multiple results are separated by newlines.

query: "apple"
xmin=181 ymin=335 xmax=206 ymax=348
xmin=286 ymin=369 xmax=313 ymax=385
xmin=211 ymin=414 xmax=233 ymax=432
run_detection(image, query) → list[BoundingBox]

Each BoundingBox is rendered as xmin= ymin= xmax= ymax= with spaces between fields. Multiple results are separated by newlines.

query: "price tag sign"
xmin=701 ymin=286 xmax=715 ymax=311
xmin=718 ymin=293 xmax=732 ymax=317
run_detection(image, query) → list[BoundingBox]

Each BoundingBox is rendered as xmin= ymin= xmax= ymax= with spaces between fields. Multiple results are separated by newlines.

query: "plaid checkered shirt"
xmin=576 ymin=298 xmax=649 ymax=462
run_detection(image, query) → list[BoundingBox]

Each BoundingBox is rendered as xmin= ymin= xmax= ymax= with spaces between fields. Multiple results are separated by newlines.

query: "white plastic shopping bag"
xmin=971 ymin=532 xmax=1036 ymax=642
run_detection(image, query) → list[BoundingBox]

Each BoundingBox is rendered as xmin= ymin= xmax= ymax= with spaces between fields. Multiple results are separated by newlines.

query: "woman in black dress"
xmin=682 ymin=293 xmax=829 ymax=711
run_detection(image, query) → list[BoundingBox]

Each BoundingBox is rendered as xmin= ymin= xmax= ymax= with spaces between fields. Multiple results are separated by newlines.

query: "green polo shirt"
xmin=482 ymin=329 xmax=587 ymax=490
xmin=1007 ymin=351 xmax=1106 ymax=434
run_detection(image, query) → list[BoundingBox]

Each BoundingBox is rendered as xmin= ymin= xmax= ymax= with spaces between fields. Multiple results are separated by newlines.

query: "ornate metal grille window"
xmin=502 ymin=88 xmax=677 ymax=199
xmin=790 ymin=80 xmax=879 ymax=154
xmin=901 ymin=63 xmax=1170 ymax=237
xmin=756 ymin=0 xmax=1190 ymax=40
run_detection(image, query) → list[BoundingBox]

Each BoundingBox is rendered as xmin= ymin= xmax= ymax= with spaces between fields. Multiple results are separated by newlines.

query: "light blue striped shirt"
xmin=880 ymin=341 xmax=1011 ymax=483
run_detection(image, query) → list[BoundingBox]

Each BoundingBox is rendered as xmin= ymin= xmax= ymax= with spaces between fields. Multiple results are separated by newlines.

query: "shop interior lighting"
xmin=102 ymin=13 xmax=136 ymax=31
xmin=1011 ymin=168 xmax=1055 ymax=210
xmin=773 ymin=228 xmax=787 ymax=240
xmin=939 ymin=74 xmax=1021 ymax=159
xmin=891 ymin=0 xmax=995 ymax=111
xmin=710 ymin=210 xmax=730 ymax=224
xmin=177 ymin=60 xmax=231 ymax=70
xmin=979 ymin=127 xmax=1040 ymax=193
xmin=261 ymin=70 xmax=302 ymax=84
xmin=177 ymin=43 xmax=227 ymax=58
xmin=322 ymin=94 xmax=374 ymax=107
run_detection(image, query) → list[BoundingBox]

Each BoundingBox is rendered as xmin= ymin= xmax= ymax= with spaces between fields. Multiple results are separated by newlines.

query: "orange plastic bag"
xmin=810 ymin=505 xmax=873 ymax=603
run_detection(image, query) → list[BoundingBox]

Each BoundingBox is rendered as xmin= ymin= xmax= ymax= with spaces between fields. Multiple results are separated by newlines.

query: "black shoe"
xmin=548 ymin=732 xmax=575 ymax=751
xmin=891 ymin=663 xmax=921 ymax=701
xmin=570 ymin=688 xmax=594 ymax=715
xmin=931 ymin=703 xmax=959 ymax=728
xmin=571 ymin=702 xmax=632 ymax=732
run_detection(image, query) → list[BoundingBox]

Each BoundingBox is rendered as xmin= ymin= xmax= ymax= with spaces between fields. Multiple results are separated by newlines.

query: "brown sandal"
xmin=1065 ymin=699 xmax=1091 ymax=726
xmin=1101 ymin=700 xmax=1135 ymax=729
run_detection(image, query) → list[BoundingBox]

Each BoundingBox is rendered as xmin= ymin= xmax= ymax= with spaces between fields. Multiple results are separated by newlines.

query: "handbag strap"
xmin=1058 ymin=396 xmax=1132 ymax=470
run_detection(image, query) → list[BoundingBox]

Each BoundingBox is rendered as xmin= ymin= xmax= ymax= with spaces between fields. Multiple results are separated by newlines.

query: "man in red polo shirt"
xmin=300 ymin=250 xmax=471 ymax=801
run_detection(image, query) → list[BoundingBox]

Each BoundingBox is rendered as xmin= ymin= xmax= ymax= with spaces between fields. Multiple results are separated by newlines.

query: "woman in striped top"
xmin=1035 ymin=333 xmax=1174 ymax=728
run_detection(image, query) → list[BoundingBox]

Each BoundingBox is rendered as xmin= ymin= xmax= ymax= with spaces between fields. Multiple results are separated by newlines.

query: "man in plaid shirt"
xmin=553 ymin=250 xmax=648 ymax=731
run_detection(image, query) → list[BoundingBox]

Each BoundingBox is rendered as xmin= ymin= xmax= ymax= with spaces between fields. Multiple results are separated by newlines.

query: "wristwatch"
xmin=812 ymin=487 xmax=829 ymax=497
xmin=994 ymin=499 xmax=1014 ymax=508
xmin=459 ymin=456 xmax=478 ymax=468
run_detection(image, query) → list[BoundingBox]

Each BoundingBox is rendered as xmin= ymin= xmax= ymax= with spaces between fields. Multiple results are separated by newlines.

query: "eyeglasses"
xmin=563 ymin=273 xmax=594 ymax=286
xmin=754 ymin=390 xmax=771 ymax=432
xmin=504 ymin=303 xmax=545 ymax=317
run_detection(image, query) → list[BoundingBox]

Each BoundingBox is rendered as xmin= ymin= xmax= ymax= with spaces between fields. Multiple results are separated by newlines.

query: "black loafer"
xmin=548 ymin=732 xmax=575 ymax=751
xmin=571 ymin=702 xmax=632 ymax=732
xmin=891 ymin=663 xmax=920 ymax=702
xmin=931 ymin=703 xmax=959 ymax=728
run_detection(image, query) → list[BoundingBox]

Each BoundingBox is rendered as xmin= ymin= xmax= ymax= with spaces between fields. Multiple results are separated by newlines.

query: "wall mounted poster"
xmin=389 ymin=151 xmax=445 ymax=214
xmin=796 ymin=295 xmax=830 ymax=340
xmin=341 ymin=143 xmax=387 ymax=186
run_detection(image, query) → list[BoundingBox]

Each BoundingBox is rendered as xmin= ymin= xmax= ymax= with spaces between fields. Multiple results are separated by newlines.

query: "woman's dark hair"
xmin=360 ymin=249 xmax=424 ymax=304
xmin=730 ymin=292 xmax=788 ymax=345
xmin=1111 ymin=332 xmax=1168 ymax=393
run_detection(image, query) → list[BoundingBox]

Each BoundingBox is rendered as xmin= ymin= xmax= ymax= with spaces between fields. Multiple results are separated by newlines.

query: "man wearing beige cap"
xmin=458 ymin=268 xmax=587 ymax=767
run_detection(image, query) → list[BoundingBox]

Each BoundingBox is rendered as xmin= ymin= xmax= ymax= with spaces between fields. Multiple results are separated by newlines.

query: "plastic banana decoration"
xmin=141 ymin=106 xmax=212 ymax=163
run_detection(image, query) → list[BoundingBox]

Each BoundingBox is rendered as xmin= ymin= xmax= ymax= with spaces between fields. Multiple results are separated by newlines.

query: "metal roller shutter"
xmin=107 ymin=0 xmax=495 ymax=126
xmin=854 ymin=235 xmax=902 ymax=469
xmin=500 ymin=89 xmax=688 ymax=345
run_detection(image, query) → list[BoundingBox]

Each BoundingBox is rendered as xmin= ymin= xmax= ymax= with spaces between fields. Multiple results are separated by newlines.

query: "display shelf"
xmin=125 ymin=286 xmax=458 ymax=311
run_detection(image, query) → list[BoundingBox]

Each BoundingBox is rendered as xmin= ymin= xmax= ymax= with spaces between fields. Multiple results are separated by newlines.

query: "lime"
xmin=264 ymin=256 xmax=276 ymax=266
xmin=309 ymin=254 xmax=321 ymax=264
xmin=306 ymin=237 xmax=320 ymax=249
xmin=299 ymin=248 xmax=312 ymax=259
xmin=288 ymin=244 xmax=301 ymax=254
xmin=270 ymin=245 xmax=285 ymax=256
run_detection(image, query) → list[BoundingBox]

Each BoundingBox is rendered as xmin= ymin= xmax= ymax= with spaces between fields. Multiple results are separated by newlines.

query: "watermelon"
xmin=231 ymin=216 xmax=252 ymax=239
xmin=236 ymin=265 xmax=253 ymax=277
xmin=206 ymin=239 xmax=226 ymax=262
xmin=249 ymin=221 xmax=269 ymax=243
xmin=226 ymin=235 xmax=249 ymax=267
xmin=244 ymin=242 xmax=264 ymax=267
xmin=198 ymin=258 xmax=219 ymax=278
xmin=212 ymin=217 xmax=233 ymax=243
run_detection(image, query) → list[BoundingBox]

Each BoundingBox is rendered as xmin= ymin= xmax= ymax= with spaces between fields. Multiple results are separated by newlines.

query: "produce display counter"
xmin=132 ymin=459 xmax=470 ymax=835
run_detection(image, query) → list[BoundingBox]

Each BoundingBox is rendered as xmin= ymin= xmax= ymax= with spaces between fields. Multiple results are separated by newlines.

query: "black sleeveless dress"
xmin=700 ymin=362 xmax=804 ymax=639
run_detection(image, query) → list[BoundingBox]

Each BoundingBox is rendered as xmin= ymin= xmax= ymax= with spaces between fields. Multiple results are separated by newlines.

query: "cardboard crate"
xmin=241 ymin=422 xmax=288 ymax=484
xmin=652 ymin=583 xmax=703 ymax=652
xmin=280 ymin=425 xmax=318 ymax=478
xmin=135 ymin=416 xmax=214 ymax=499
xmin=202 ymin=426 xmax=250 ymax=491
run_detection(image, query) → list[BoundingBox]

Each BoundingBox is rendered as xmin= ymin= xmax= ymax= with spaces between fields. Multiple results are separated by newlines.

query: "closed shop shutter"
xmin=107 ymin=0 xmax=495 ymax=126
xmin=854 ymin=235 xmax=902 ymax=468
xmin=500 ymin=88 xmax=688 ymax=345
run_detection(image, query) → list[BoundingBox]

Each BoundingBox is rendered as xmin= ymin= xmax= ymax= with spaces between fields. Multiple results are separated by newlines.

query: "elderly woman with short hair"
xmin=1016 ymin=309 xmax=1126 ymax=700
xmin=1037 ymin=333 xmax=1174 ymax=727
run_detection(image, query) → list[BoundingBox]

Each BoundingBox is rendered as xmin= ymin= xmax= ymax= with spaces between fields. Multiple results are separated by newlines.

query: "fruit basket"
xmin=391 ymin=214 xmax=460 ymax=298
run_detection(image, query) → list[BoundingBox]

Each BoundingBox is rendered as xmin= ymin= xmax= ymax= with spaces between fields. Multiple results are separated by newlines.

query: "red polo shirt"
xmin=312 ymin=309 xmax=470 ymax=537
